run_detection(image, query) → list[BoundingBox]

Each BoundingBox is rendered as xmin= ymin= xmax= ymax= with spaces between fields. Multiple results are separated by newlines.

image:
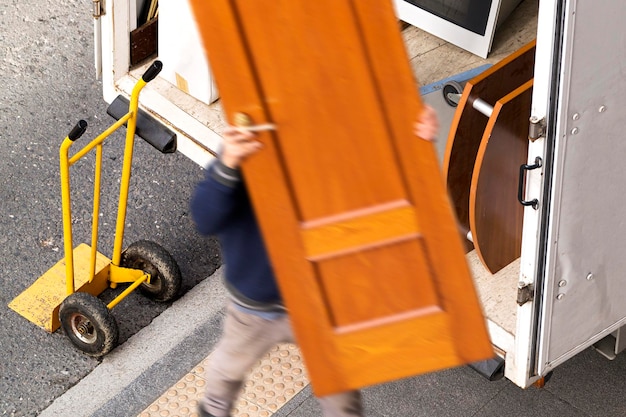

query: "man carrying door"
xmin=191 ymin=106 xmax=439 ymax=417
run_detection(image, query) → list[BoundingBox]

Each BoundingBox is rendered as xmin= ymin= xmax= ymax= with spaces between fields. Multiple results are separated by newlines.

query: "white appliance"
xmin=393 ymin=0 xmax=524 ymax=58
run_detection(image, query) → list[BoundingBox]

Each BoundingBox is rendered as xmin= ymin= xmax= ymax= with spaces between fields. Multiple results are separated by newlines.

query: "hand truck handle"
xmin=142 ymin=60 xmax=163 ymax=83
xmin=68 ymin=120 xmax=88 ymax=141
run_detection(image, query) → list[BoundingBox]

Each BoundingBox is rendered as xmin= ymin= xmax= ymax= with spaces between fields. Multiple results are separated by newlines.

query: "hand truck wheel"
xmin=442 ymin=80 xmax=465 ymax=107
xmin=59 ymin=292 xmax=119 ymax=357
xmin=121 ymin=239 xmax=182 ymax=302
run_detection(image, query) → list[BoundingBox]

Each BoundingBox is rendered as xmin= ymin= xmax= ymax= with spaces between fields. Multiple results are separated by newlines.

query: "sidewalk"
xmin=38 ymin=269 xmax=626 ymax=417
xmin=138 ymin=343 xmax=309 ymax=417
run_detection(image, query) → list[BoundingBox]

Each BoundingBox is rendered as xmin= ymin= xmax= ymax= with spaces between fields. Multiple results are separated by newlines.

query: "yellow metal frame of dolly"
xmin=9 ymin=62 xmax=162 ymax=333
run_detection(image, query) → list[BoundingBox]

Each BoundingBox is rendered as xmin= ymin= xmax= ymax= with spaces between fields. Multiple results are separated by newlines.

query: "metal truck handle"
xmin=518 ymin=156 xmax=542 ymax=209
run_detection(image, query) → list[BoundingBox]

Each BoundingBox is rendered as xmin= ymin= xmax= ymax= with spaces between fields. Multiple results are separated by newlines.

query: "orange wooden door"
xmin=190 ymin=0 xmax=492 ymax=395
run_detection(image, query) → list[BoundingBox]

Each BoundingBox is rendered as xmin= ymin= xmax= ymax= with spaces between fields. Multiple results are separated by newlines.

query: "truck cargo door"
xmin=535 ymin=0 xmax=626 ymax=374
xmin=189 ymin=0 xmax=493 ymax=396
xmin=93 ymin=0 xmax=103 ymax=79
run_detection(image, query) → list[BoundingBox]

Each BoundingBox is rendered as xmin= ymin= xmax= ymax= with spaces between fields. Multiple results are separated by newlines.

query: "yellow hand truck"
xmin=9 ymin=61 xmax=182 ymax=357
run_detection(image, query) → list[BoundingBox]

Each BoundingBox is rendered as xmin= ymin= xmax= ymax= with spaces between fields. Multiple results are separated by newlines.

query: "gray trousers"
xmin=201 ymin=302 xmax=363 ymax=417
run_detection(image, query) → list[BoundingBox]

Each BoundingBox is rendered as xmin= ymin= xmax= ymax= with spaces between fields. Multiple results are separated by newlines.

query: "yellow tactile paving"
xmin=138 ymin=344 xmax=309 ymax=417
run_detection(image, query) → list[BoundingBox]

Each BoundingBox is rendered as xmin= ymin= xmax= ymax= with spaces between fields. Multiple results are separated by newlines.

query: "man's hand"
xmin=220 ymin=126 xmax=264 ymax=168
xmin=220 ymin=104 xmax=438 ymax=168
xmin=413 ymin=104 xmax=439 ymax=142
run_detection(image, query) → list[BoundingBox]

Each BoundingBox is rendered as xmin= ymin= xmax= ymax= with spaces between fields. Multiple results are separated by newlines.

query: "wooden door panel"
xmin=316 ymin=238 xmax=439 ymax=328
xmin=233 ymin=1 xmax=409 ymax=220
xmin=301 ymin=201 xmax=418 ymax=259
xmin=190 ymin=0 xmax=493 ymax=395
xmin=470 ymin=80 xmax=533 ymax=273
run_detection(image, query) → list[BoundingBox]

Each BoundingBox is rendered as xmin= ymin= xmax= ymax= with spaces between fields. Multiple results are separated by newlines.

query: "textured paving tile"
xmin=138 ymin=343 xmax=308 ymax=417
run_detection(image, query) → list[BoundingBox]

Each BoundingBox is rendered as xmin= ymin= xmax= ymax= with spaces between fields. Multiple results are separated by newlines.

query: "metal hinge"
xmin=528 ymin=116 xmax=546 ymax=142
xmin=517 ymin=282 xmax=534 ymax=306
xmin=93 ymin=0 xmax=104 ymax=18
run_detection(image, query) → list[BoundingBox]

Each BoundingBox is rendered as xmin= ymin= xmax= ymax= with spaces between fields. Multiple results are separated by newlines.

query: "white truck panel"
xmin=538 ymin=0 xmax=626 ymax=373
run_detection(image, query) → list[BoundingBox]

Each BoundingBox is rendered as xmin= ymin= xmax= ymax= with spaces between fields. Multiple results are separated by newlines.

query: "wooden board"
xmin=189 ymin=0 xmax=493 ymax=395
xmin=443 ymin=41 xmax=536 ymax=248
xmin=130 ymin=17 xmax=158 ymax=66
xmin=470 ymin=80 xmax=533 ymax=273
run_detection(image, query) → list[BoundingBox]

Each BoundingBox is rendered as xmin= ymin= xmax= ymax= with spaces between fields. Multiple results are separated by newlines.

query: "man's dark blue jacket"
xmin=190 ymin=160 xmax=283 ymax=311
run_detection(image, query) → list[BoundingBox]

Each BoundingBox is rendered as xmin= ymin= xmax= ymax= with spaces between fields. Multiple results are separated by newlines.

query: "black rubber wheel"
xmin=442 ymin=80 xmax=464 ymax=107
xmin=121 ymin=239 xmax=182 ymax=302
xmin=59 ymin=292 xmax=119 ymax=357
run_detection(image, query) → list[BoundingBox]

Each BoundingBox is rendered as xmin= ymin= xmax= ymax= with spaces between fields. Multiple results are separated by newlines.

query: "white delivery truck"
xmin=94 ymin=0 xmax=626 ymax=388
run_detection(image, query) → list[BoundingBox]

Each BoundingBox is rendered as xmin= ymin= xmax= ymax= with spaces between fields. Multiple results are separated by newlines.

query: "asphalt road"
xmin=0 ymin=1 xmax=221 ymax=415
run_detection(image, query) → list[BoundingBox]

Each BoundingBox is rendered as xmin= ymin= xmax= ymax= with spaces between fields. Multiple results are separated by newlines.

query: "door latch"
xmin=517 ymin=282 xmax=534 ymax=306
xmin=93 ymin=0 xmax=104 ymax=18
